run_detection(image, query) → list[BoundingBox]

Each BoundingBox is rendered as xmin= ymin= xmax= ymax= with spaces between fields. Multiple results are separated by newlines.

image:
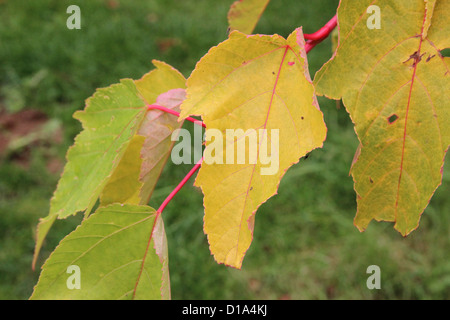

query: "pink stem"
xmin=147 ymin=104 xmax=206 ymax=128
xmin=303 ymin=15 xmax=337 ymax=41
xmin=156 ymin=157 xmax=203 ymax=214
xmin=304 ymin=15 xmax=338 ymax=53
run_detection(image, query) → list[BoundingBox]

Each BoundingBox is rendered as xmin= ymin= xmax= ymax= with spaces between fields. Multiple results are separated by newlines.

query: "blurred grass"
xmin=1 ymin=0 xmax=449 ymax=300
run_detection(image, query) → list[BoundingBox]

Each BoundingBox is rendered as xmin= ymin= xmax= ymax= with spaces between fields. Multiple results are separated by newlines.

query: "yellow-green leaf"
xmin=31 ymin=204 xmax=170 ymax=300
xmin=55 ymin=79 xmax=147 ymax=219
xmin=314 ymin=0 xmax=450 ymax=235
xmin=33 ymin=60 xmax=185 ymax=269
xmin=100 ymin=135 xmax=146 ymax=206
xmin=228 ymin=0 xmax=270 ymax=34
xmin=180 ymin=29 xmax=327 ymax=268
xmin=100 ymin=75 xmax=186 ymax=207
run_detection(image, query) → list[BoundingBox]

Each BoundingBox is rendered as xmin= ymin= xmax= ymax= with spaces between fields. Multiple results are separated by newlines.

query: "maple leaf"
xmin=314 ymin=0 xmax=450 ymax=235
xmin=137 ymin=88 xmax=187 ymax=204
xmin=100 ymin=89 xmax=187 ymax=206
xmin=33 ymin=61 xmax=186 ymax=269
xmin=180 ymin=28 xmax=327 ymax=268
xmin=30 ymin=204 xmax=170 ymax=300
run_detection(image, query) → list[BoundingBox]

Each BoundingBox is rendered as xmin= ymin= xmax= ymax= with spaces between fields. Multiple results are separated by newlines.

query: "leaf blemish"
xmin=288 ymin=61 xmax=295 ymax=66
xmin=387 ymin=114 xmax=398 ymax=124
xmin=403 ymin=51 xmax=426 ymax=67
xmin=426 ymin=54 xmax=435 ymax=62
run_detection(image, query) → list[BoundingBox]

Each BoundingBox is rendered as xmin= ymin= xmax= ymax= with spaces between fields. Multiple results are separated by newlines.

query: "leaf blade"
xmin=314 ymin=0 xmax=450 ymax=235
xmin=100 ymin=62 xmax=187 ymax=206
xmin=30 ymin=204 xmax=169 ymax=300
xmin=33 ymin=60 xmax=185 ymax=269
xmin=181 ymin=29 xmax=327 ymax=268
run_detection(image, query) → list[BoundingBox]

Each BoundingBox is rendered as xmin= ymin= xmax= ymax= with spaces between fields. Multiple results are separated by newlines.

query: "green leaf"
xmin=314 ymin=0 xmax=450 ymax=235
xmin=180 ymin=29 xmax=327 ymax=268
xmin=100 ymin=88 xmax=187 ymax=206
xmin=30 ymin=204 xmax=169 ymax=300
xmin=55 ymin=79 xmax=147 ymax=219
xmin=228 ymin=0 xmax=270 ymax=34
xmin=99 ymin=135 xmax=146 ymax=206
xmin=33 ymin=60 xmax=185 ymax=269
xmin=33 ymin=79 xmax=147 ymax=269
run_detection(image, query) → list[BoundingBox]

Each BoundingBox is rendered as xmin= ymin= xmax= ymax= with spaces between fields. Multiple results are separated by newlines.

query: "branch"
xmin=147 ymin=104 xmax=206 ymax=128
xmin=304 ymin=15 xmax=337 ymax=41
xmin=304 ymin=15 xmax=337 ymax=53
xmin=156 ymin=157 xmax=203 ymax=214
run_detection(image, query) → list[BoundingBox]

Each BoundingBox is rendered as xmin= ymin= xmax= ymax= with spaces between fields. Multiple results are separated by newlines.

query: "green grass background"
xmin=1 ymin=0 xmax=449 ymax=300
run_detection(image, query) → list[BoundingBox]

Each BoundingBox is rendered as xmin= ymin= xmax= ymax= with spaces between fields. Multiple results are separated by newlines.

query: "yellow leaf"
xmin=181 ymin=29 xmax=327 ymax=268
xmin=314 ymin=0 xmax=450 ymax=235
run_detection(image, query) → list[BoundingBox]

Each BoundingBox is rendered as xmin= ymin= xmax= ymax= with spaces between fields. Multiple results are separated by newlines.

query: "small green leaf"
xmin=100 ymin=135 xmax=146 ymax=206
xmin=100 ymin=88 xmax=186 ymax=207
xmin=31 ymin=204 xmax=169 ymax=300
xmin=33 ymin=79 xmax=147 ymax=269
xmin=33 ymin=60 xmax=185 ymax=269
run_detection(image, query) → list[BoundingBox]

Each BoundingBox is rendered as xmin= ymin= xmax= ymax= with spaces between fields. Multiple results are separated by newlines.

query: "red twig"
xmin=304 ymin=15 xmax=338 ymax=53
xmin=153 ymin=14 xmax=338 ymax=214
xmin=147 ymin=104 xmax=206 ymax=128
xmin=304 ymin=15 xmax=337 ymax=41
xmin=146 ymin=104 xmax=205 ymax=214
xmin=156 ymin=157 xmax=203 ymax=214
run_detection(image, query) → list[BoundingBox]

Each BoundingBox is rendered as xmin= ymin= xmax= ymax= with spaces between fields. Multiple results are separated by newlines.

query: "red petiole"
xmin=147 ymin=104 xmax=206 ymax=128
xmin=304 ymin=15 xmax=338 ymax=53
xmin=156 ymin=157 xmax=203 ymax=214
xmin=304 ymin=15 xmax=337 ymax=41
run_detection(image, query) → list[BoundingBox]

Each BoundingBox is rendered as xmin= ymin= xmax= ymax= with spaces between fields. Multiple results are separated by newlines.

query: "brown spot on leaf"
xmin=403 ymin=51 xmax=426 ymax=67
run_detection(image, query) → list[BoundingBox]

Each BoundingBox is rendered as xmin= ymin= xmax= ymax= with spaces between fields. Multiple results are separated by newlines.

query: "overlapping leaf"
xmin=99 ymin=135 xmax=146 ymax=206
xmin=31 ymin=204 xmax=170 ymax=300
xmin=137 ymin=88 xmax=187 ymax=203
xmin=180 ymin=29 xmax=327 ymax=268
xmin=33 ymin=60 xmax=186 ymax=269
xmin=227 ymin=0 xmax=270 ymax=34
xmin=100 ymin=90 xmax=187 ymax=206
xmin=314 ymin=0 xmax=450 ymax=235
